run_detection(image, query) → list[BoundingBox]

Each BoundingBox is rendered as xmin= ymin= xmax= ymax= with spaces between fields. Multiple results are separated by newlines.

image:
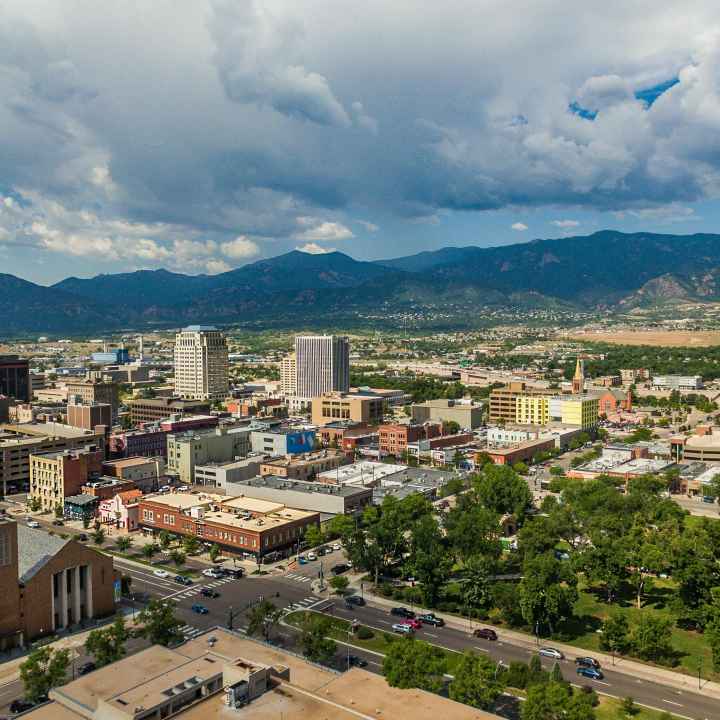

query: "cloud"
xmin=622 ymin=205 xmax=699 ymax=223
xmin=293 ymin=218 xmax=354 ymax=241
xmin=551 ymin=219 xmax=580 ymax=228
xmin=511 ymin=222 xmax=528 ymax=231
xmin=220 ymin=236 xmax=260 ymax=259
xmin=296 ymin=242 xmax=334 ymax=254
xmin=357 ymin=220 xmax=379 ymax=232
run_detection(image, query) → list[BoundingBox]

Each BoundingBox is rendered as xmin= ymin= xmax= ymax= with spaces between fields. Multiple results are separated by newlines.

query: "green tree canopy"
xmin=383 ymin=638 xmax=447 ymax=693
xmin=449 ymin=651 xmax=503 ymax=710
xmin=19 ymin=646 xmax=71 ymax=703
xmin=85 ymin=617 xmax=129 ymax=667
xmin=136 ymin=599 xmax=184 ymax=647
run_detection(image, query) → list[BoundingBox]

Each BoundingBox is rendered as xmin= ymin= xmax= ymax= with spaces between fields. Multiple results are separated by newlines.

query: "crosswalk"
xmin=164 ymin=576 xmax=236 ymax=600
xmin=283 ymin=595 xmax=322 ymax=613
xmin=285 ymin=572 xmax=313 ymax=584
xmin=178 ymin=623 xmax=204 ymax=640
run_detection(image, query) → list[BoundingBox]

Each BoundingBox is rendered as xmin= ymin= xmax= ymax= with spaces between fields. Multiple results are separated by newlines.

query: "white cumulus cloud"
xmin=220 ymin=236 xmax=260 ymax=259
xmin=511 ymin=222 xmax=528 ymax=231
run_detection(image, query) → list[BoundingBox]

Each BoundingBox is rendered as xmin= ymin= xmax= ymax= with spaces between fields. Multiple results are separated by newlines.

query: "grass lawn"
xmin=595 ymin=695 xmax=681 ymax=719
xmin=103 ymin=548 xmax=199 ymax=579
xmin=285 ymin=610 xmax=465 ymax=673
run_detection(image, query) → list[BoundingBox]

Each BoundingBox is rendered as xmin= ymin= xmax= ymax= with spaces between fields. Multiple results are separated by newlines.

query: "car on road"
xmin=418 ymin=613 xmax=445 ymax=627
xmin=575 ymin=656 xmax=600 ymax=669
xmin=298 ymin=555 xmax=307 ymax=565
xmin=539 ymin=647 xmax=564 ymax=660
xmin=77 ymin=661 xmax=96 ymax=676
xmin=307 ymin=552 xmax=317 ymax=561
xmin=191 ymin=603 xmax=209 ymax=614
xmin=78 ymin=533 xmax=88 ymax=542
xmin=10 ymin=699 xmax=36 ymax=714
xmin=200 ymin=587 xmax=220 ymax=598
xmin=473 ymin=627 xmax=497 ymax=641
xmin=222 ymin=568 xmax=244 ymax=579
xmin=174 ymin=575 xmax=193 ymax=585
xmin=348 ymin=655 xmax=368 ymax=667
xmin=331 ymin=563 xmax=350 ymax=575
xmin=390 ymin=606 xmax=415 ymax=619
xmin=27 ymin=520 xmax=40 ymax=528
xmin=392 ymin=623 xmax=414 ymax=635
xmin=400 ymin=618 xmax=422 ymax=630
xmin=345 ymin=595 xmax=365 ymax=607
xmin=153 ymin=569 xmax=170 ymax=578
xmin=576 ymin=666 xmax=604 ymax=680
xmin=332 ymin=543 xmax=341 ymax=551
xmin=202 ymin=568 xmax=223 ymax=578
xmin=52 ymin=519 xmax=64 ymax=526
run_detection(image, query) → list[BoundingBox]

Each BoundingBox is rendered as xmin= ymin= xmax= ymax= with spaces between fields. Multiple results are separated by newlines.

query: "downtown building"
xmin=0 ymin=354 xmax=30 ymax=402
xmin=294 ymin=335 xmax=350 ymax=399
xmin=174 ymin=325 xmax=229 ymax=401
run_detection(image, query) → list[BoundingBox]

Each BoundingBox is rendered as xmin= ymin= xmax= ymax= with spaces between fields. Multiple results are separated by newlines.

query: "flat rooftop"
xmin=317 ymin=460 xmax=406 ymax=485
xmin=261 ymin=451 xmax=343 ymax=468
xmin=103 ymin=457 xmax=157 ymax=468
xmin=0 ymin=422 xmax=97 ymax=439
xmin=234 ymin=475 xmax=371 ymax=497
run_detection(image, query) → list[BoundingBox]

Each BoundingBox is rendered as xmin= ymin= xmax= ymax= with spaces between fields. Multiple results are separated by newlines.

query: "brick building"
xmin=66 ymin=375 xmax=119 ymax=418
xmin=378 ymin=422 xmax=442 ymax=457
xmin=127 ymin=397 xmax=210 ymax=425
xmin=109 ymin=427 xmax=168 ymax=459
xmin=597 ymin=388 xmax=633 ymax=416
xmin=66 ymin=400 xmax=112 ymax=432
xmin=259 ymin=450 xmax=347 ymax=482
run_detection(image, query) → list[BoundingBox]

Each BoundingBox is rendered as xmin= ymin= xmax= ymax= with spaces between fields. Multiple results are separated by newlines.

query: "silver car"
xmin=539 ymin=647 xmax=564 ymax=660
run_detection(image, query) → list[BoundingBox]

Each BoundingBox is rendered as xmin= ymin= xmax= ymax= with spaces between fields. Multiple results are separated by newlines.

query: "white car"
xmin=202 ymin=568 xmax=223 ymax=578
xmin=539 ymin=647 xmax=564 ymax=660
xmin=27 ymin=520 xmax=41 ymax=529
xmin=153 ymin=569 xmax=170 ymax=578
xmin=392 ymin=623 xmax=414 ymax=634
xmin=332 ymin=544 xmax=341 ymax=551
xmin=307 ymin=552 xmax=317 ymax=561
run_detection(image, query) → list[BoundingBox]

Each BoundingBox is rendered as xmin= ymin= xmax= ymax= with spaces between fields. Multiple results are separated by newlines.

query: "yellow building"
xmin=515 ymin=395 xmax=550 ymax=425
xmin=558 ymin=396 xmax=599 ymax=429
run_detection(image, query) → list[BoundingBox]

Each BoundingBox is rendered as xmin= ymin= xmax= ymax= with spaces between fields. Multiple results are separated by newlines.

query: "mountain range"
xmin=3 ymin=230 xmax=720 ymax=333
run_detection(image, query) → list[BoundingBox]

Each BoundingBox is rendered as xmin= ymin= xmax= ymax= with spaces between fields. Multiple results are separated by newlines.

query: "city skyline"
xmin=0 ymin=1 xmax=719 ymax=283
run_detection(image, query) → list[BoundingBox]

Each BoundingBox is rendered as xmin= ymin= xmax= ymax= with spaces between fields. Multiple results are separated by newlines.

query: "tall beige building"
xmin=174 ymin=326 xmax=229 ymax=402
xmin=280 ymin=352 xmax=297 ymax=395
xmin=295 ymin=335 xmax=350 ymax=398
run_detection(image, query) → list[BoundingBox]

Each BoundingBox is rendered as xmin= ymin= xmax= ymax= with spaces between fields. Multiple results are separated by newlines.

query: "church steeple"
xmin=572 ymin=356 xmax=585 ymax=394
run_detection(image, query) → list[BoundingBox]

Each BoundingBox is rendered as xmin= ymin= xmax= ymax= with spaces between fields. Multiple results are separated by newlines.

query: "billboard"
xmin=286 ymin=430 xmax=316 ymax=454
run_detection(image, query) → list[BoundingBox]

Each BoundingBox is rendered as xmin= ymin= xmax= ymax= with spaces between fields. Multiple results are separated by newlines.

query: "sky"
xmin=1 ymin=1 xmax=720 ymax=284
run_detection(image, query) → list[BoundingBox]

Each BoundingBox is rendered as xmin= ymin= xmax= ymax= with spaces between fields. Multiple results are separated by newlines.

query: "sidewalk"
xmin=360 ymin=587 xmax=720 ymax=700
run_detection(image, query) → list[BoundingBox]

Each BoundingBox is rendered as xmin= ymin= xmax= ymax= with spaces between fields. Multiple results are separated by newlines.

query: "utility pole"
xmin=227 ymin=605 xmax=236 ymax=631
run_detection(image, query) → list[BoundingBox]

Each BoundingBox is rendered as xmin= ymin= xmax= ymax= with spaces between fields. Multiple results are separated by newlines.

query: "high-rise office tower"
xmin=174 ymin=326 xmax=229 ymax=401
xmin=294 ymin=335 xmax=350 ymax=398
xmin=0 ymin=355 xmax=30 ymax=402
xmin=280 ymin=353 xmax=297 ymax=395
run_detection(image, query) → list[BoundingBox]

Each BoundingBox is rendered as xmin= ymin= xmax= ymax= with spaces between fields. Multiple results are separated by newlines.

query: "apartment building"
xmin=489 ymin=382 xmax=554 ymax=423
xmin=0 ymin=355 xmax=30 ymax=402
xmin=138 ymin=492 xmax=319 ymax=559
xmin=29 ymin=445 xmax=104 ymax=512
xmin=311 ymin=391 xmax=385 ymax=426
xmin=280 ymin=352 xmax=297 ymax=395
xmin=174 ymin=325 xmax=229 ymax=401
xmin=294 ymin=335 xmax=350 ymax=398
xmin=378 ymin=422 xmax=442 ymax=456
xmin=66 ymin=374 xmax=119 ymax=418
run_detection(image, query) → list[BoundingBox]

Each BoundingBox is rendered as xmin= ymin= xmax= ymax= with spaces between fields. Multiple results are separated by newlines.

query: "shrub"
xmin=502 ymin=661 xmax=529 ymax=690
xmin=356 ymin=626 xmax=374 ymax=640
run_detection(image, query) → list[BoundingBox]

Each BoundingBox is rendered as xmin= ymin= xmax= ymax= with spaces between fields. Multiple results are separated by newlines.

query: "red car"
xmin=401 ymin=619 xmax=423 ymax=631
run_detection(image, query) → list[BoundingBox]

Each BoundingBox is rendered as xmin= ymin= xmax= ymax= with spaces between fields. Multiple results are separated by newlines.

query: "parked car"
xmin=10 ymin=699 xmax=36 ymax=714
xmin=27 ymin=520 xmax=40 ymax=529
xmin=390 ymin=606 xmax=415 ymax=619
xmin=202 ymin=568 xmax=223 ymax=578
xmin=576 ymin=667 xmax=604 ymax=680
xmin=418 ymin=613 xmax=445 ymax=627
xmin=473 ymin=627 xmax=497 ymax=641
xmin=348 ymin=655 xmax=368 ymax=667
xmin=332 ymin=543 xmax=341 ymax=551
xmin=307 ymin=552 xmax=317 ymax=561
xmin=345 ymin=595 xmax=365 ymax=607
xmin=298 ymin=555 xmax=307 ymax=565
xmin=52 ymin=519 xmax=64 ymax=526
xmin=392 ymin=623 xmax=415 ymax=634
xmin=200 ymin=587 xmax=220 ymax=598
xmin=539 ymin=647 xmax=564 ymax=660
xmin=174 ymin=575 xmax=192 ymax=586
xmin=78 ymin=533 xmax=88 ymax=542
xmin=331 ymin=563 xmax=350 ymax=575
xmin=191 ymin=603 xmax=209 ymax=614
xmin=401 ymin=619 xmax=422 ymax=630
xmin=575 ymin=656 xmax=601 ymax=669
xmin=223 ymin=568 xmax=244 ymax=579
xmin=77 ymin=661 xmax=96 ymax=676
xmin=153 ymin=569 xmax=170 ymax=578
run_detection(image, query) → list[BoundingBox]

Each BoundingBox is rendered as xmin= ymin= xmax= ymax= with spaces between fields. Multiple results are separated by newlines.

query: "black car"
xmin=77 ymin=661 xmax=96 ymax=676
xmin=200 ymin=587 xmax=220 ymax=598
xmin=52 ymin=519 xmax=64 ymax=526
xmin=174 ymin=575 xmax=193 ymax=586
xmin=78 ymin=533 xmax=88 ymax=542
xmin=348 ymin=655 xmax=368 ymax=668
xmin=575 ymin=656 xmax=601 ymax=669
xmin=473 ymin=627 xmax=498 ymax=641
xmin=331 ymin=563 xmax=350 ymax=575
xmin=418 ymin=613 xmax=445 ymax=627
xmin=10 ymin=699 xmax=35 ymax=714
xmin=345 ymin=595 xmax=365 ymax=606
xmin=223 ymin=568 xmax=244 ymax=579
xmin=390 ymin=606 xmax=415 ymax=619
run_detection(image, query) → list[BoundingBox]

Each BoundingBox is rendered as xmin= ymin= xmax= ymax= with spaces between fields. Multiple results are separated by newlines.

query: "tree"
xmin=326 ymin=514 xmax=354 ymax=540
xmin=630 ymin=614 xmax=674 ymax=663
xmin=82 ymin=515 xmax=91 ymax=529
xmin=92 ymin=527 xmax=106 ymax=546
xmin=444 ymin=499 xmax=501 ymax=562
xmin=183 ymin=536 xmax=201 ymax=555
xmin=407 ymin=514 xmax=452 ymax=606
xmin=158 ymin=530 xmax=173 ymax=551
xmin=246 ymin=600 xmax=282 ymax=641
xmin=519 ymin=553 xmax=578 ymax=635
xmin=27 ymin=497 xmax=41 ymax=512
xmin=85 ymin=617 xmax=129 ymax=667
xmin=383 ymin=638 xmax=447 ymax=693
xmin=550 ymin=661 xmax=563 ymax=683
xmin=462 ymin=555 xmax=496 ymax=612
xmin=304 ymin=524 xmax=325 ymax=549
xmin=449 ymin=652 xmax=503 ymax=710
xmin=20 ymin=647 xmax=70 ymax=702
xmin=141 ymin=543 xmax=159 ymax=561
xmin=474 ymin=464 xmax=533 ymax=521
xmin=621 ymin=696 xmax=636 ymax=716
xmin=522 ymin=681 xmax=580 ymax=720
xmin=136 ymin=599 xmax=184 ymax=646
xmin=329 ymin=575 xmax=349 ymax=595
xmin=208 ymin=543 xmax=221 ymax=563
xmin=170 ymin=549 xmax=186 ymax=567
xmin=600 ymin=612 xmax=630 ymax=655
xmin=54 ymin=504 xmax=64 ymax=519
xmin=443 ymin=420 xmax=461 ymax=435
xmin=299 ymin=615 xmax=336 ymax=664
xmin=116 ymin=535 xmax=133 ymax=553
